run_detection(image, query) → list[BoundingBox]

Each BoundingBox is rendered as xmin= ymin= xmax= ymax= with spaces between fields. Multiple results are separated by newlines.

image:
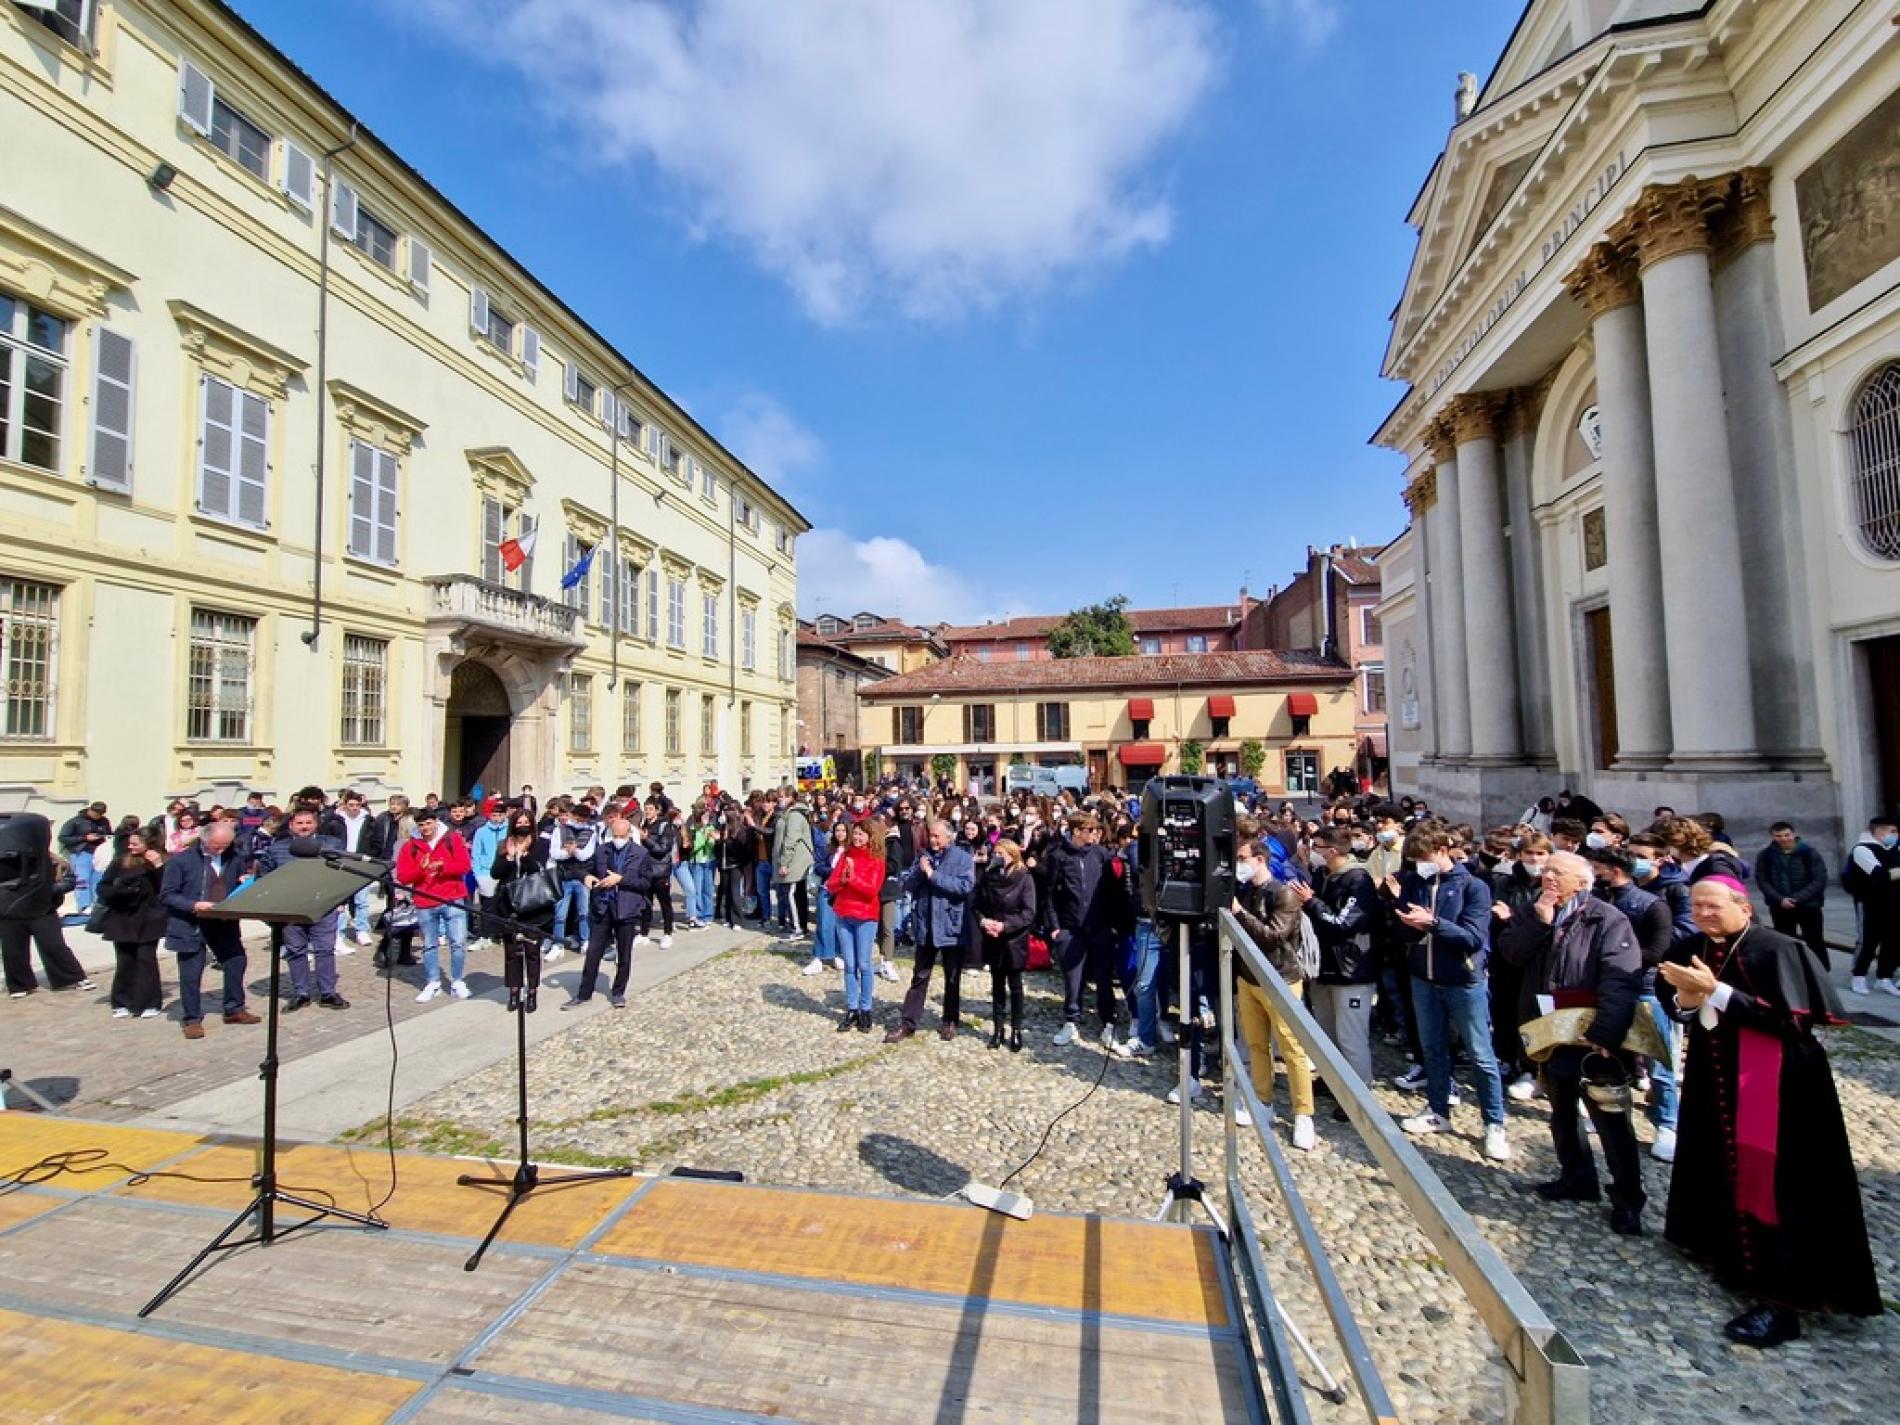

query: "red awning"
xmin=1207 ymin=695 xmax=1236 ymax=719
xmin=1287 ymin=692 xmax=1319 ymax=717
xmin=1118 ymin=742 xmax=1167 ymax=767
xmin=1127 ymin=697 xmax=1155 ymax=721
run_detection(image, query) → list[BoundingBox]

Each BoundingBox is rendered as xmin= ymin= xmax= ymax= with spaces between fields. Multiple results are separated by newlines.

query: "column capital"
xmin=1564 ymin=240 xmax=1641 ymax=317
xmin=1610 ymin=177 xmax=1727 ymax=271
xmin=1502 ymin=372 xmax=1556 ymax=439
xmin=1711 ymin=166 xmax=1775 ymax=263
xmin=1446 ymin=391 xmax=1507 ymax=446
xmin=1403 ymin=468 xmax=1438 ymax=513
xmin=1424 ymin=415 xmax=1458 ymax=462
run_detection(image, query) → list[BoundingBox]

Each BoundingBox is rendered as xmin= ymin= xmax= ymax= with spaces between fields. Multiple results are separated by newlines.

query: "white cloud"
xmin=1256 ymin=0 xmax=1340 ymax=47
xmin=406 ymin=0 xmax=1219 ymax=323
xmin=716 ymin=392 xmax=824 ymax=490
xmin=796 ymin=530 xmax=1006 ymax=627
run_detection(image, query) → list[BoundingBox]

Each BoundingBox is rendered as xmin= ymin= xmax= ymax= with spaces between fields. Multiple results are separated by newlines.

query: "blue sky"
xmin=236 ymin=0 xmax=1524 ymax=624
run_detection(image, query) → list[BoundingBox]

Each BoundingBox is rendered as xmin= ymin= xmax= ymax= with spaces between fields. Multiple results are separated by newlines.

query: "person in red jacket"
xmin=825 ymin=817 xmax=886 ymax=1033
xmin=395 ymin=805 xmax=474 ymax=1002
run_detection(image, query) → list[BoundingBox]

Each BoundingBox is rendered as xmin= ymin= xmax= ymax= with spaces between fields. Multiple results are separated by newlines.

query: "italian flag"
xmin=499 ymin=523 xmax=537 ymax=572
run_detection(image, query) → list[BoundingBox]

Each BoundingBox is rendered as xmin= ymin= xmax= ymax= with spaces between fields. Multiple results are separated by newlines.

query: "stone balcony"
xmin=423 ymin=574 xmax=587 ymax=653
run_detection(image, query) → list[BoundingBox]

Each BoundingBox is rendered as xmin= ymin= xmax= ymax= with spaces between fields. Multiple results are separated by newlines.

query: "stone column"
xmin=1611 ymin=179 xmax=1760 ymax=769
xmin=1502 ymin=384 xmax=1555 ymax=762
xmin=1447 ymin=393 xmax=1522 ymax=761
xmin=1404 ymin=469 xmax=1439 ymax=761
xmin=1425 ymin=419 xmax=1472 ymax=760
xmin=1564 ymin=240 xmax=1672 ymax=768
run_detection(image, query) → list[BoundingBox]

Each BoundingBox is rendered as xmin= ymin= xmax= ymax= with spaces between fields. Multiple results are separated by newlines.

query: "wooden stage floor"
xmin=0 ymin=1114 xmax=1263 ymax=1423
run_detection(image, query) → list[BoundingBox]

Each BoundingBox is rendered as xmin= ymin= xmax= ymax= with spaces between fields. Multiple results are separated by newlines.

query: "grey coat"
xmin=772 ymin=804 xmax=814 ymax=884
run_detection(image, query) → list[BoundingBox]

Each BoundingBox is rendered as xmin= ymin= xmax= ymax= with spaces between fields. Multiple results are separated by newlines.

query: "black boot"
xmin=1723 ymin=1304 xmax=1800 ymax=1349
xmin=988 ymin=1024 xmax=1003 ymax=1049
xmin=1008 ymin=1027 xmax=1023 ymax=1053
xmin=837 ymin=1010 xmax=856 ymax=1033
xmin=507 ymin=988 xmax=521 ymax=1012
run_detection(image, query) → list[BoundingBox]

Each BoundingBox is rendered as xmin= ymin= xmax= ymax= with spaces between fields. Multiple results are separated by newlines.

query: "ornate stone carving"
xmin=1503 ymin=371 xmax=1557 ymax=439
xmin=1403 ymin=468 xmax=1438 ymax=513
xmin=1423 ymin=416 xmax=1458 ymax=462
xmin=1446 ymin=391 xmax=1506 ymax=445
xmin=1611 ymin=177 xmax=1726 ymax=271
xmin=169 ymin=299 xmax=306 ymax=400
xmin=1710 ymin=166 xmax=1775 ymax=266
xmin=330 ymin=380 xmax=425 ymax=455
xmin=1564 ymin=241 xmax=1641 ymax=317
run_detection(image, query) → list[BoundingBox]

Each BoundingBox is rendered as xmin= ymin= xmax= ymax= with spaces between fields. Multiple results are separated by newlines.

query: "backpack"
xmin=1294 ymin=909 xmax=1322 ymax=982
xmin=1842 ymin=849 xmax=1874 ymax=903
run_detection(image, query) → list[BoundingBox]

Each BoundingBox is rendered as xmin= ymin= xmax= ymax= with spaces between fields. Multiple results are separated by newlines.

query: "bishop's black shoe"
xmin=1608 ymin=1205 xmax=1644 ymax=1237
xmin=1723 ymin=1304 xmax=1800 ymax=1350
xmin=1532 ymin=1178 xmax=1600 ymax=1203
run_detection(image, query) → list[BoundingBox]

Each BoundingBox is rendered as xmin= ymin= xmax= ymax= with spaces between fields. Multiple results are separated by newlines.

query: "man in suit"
xmin=160 ymin=818 xmax=257 ymax=1039
xmin=566 ymin=816 xmax=653 ymax=1010
xmin=886 ymin=818 xmax=976 ymax=1042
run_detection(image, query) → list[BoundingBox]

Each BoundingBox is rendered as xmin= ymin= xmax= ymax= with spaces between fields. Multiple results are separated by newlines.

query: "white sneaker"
xmin=1394 ymin=1064 xmax=1427 ymax=1091
xmin=1292 ymin=1114 xmax=1317 ymax=1152
xmin=1101 ymin=1024 xmax=1118 ymax=1050
xmin=1482 ymin=1124 xmax=1511 ymax=1162
xmin=1651 ymin=1127 xmax=1678 ymax=1163
xmin=139 ymin=1008 xmax=161 ymax=1019
xmin=659 ymin=935 xmax=673 ymax=950
xmin=1401 ymin=1111 xmax=1448 ymax=1136
xmin=355 ymin=929 xmax=373 ymax=947
xmin=1506 ymin=1072 xmax=1536 ymax=1103
xmin=1447 ymin=1089 xmax=1462 ymax=1108
xmin=1166 ymin=1081 xmax=1203 ymax=1106
xmin=1235 ymin=1104 xmax=1252 ymax=1128
xmin=1157 ymin=1021 xmax=1178 ymax=1047
xmin=336 ymin=943 xmax=357 ymax=956
xmin=1053 ymin=1022 xmax=1078 ymax=1047
xmin=415 ymin=982 xmax=442 ymax=1003
xmin=1850 ymin=975 xmax=1870 ymax=995
xmin=801 ymin=958 xmax=824 ymax=977
xmin=880 ymin=961 xmax=901 ymax=982
xmin=543 ymin=944 xmax=564 ymax=964
xmin=112 ymin=1007 xmax=131 ymax=1019
xmin=449 ymin=980 xmax=471 ymax=1000
xmin=1881 ymin=978 xmax=1900 ymax=997
xmin=1115 ymin=1037 xmax=1154 ymax=1060
xmin=832 ymin=956 xmax=845 ymax=971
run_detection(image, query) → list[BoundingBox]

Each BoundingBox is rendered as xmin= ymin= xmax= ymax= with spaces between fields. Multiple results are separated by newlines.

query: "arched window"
xmin=1846 ymin=363 xmax=1900 ymax=560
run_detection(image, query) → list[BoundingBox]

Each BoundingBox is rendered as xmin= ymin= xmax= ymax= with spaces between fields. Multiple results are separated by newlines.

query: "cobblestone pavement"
xmin=386 ymin=946 xmax=1898 ymax=1425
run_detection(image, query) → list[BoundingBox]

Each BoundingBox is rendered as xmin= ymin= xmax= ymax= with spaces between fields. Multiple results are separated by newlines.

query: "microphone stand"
xmin=330 ymin=848 xmax=634 ymax=1272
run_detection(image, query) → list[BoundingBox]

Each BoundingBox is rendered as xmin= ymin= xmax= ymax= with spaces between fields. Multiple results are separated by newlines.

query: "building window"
xmin=701 ymin=462 xmax=716 ymax=502
xmin=701 ymin=693 xmax=716 ymax=755
xmin=664 ymin=687 xmax=683 ymax=757
xmin=347 ymin=441 xmax=399 ymax=565
xmin=977 ymin=646 xmax=991 ymax=662
xmin=1210 ymin=715 xmax=1230 ymax=739
xmin=1016 ymin=642 xmax=1030 ymax=661
xmin=1132 ymin=718 xmax=1150 ymax=740
xmin=561 ymin=534 xmax=595 ymax=622
xmin=1185 ymin=635 xmax=1209 ymax=654
xmin=646 ymin=567 xmax=660 ymax=640
xmin=1140 ymin=636 xmax=1161 ymax=655
xmin=854 ymin=614 xmax=878 ymax=632
xmin=349 ymin=203 xmax=400 ymax=271
xmin=1035 ymin=701 xmax=1068 ymax=741
xmin=1290 ymin=713 xmax=1311 ymax=737
xmin=963 ymin=704 xmax=996 ymax=743
xmin=568 ymin=672 xmax=593 ymax=753
xmin=187 ymin=609 xmax=255 ymax=743
xmin=20 ymin=0 xmax=93 ymax=48
xmin=895 ymin=705 xmax=923 ymax=744
xmin=209 ymin=96 xmax=271 ymax=182
xmin=569 ymin=367 xmax=597 ymax=417
xmin=702 ymin=591 xmax=719 ymax=659
xmin=666 ymin=577 xmax=686 ymax=649
xmin=1364 ymin=664 xmax=1387 ymax=714
xmin=622 ymin=681 xmax=641 ymax=755
xmin=0 ymin=292 xmax=68 ymax=473
xmin=340 ymin=634 xmax=387 ymax=746
xmin=603 ymin=553 xmax=638 ymax=635
xmin=740 ymin=699 xmax=753 ymax=757
xmin=817 ymin=615 xmax=845 ymax=636
xmin=481 ymin=497 xmax=531 ymax=590
xmin=742 ymin=608 xmax=757 ymax=670
xmin=0 ymin=576 xmax=58 ymax=740
xmin=1846 ymin=362 xmax=1900 ymax=561
xmin=775 ymin=524 xmax=791 ymax=554
xmin=1285 ymin=750 xmax=1320 ymax=795
xmin=196 ymin=374 xmax=268 ymax=527
xmin=735 ymin=494 xmax=758 ymax=530
xmin=1360 ymin=606 xmax=1383 ymax=645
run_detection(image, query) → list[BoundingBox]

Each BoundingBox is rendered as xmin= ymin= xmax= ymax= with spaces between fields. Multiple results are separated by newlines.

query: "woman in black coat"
xmin=492 ymin=810 xmax=553 ymax=1012
xmin=96 ymin=830 xmax=169 ymax=1018
xmin=976 ymin=839 xmax=1039 ymax=1052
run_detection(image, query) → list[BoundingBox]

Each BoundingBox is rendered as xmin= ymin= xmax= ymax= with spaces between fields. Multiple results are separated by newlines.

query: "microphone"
xmin=321 ymin=848 xmax=393 ymax=868
xmin=288 ymin=836 xmax=324 ymax=858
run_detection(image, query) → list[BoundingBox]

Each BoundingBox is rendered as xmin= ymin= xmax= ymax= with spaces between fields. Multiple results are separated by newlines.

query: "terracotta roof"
xmin=796 ymin=630 xmax=897 ymax=677
xmin=1333 ymin=550 xmax=1381 ymax=585
xmin=813 ymin=616 xmax=939 ymax=645
xmin=858 ymin=650 xmax=1353 ymax=700
xmin=939 ymin=604 xmax=1241 ymax=642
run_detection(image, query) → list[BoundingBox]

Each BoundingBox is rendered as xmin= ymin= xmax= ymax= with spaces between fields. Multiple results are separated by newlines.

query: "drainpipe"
xmin=303 ymin=124 xmax=359 ymax=648
xmin=607 ymin=378 xmax=638 ymax=691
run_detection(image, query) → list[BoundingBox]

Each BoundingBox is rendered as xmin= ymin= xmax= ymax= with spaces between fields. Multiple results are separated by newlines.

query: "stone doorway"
xmin=446 ymin=661 xmax=513 ymax=799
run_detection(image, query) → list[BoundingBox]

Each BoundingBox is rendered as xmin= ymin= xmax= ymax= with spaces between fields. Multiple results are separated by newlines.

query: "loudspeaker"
xmin=0 ymin=813 xmax=55 ymax=921
xmin=1138 ymin=777 xmax=1235 ymax=921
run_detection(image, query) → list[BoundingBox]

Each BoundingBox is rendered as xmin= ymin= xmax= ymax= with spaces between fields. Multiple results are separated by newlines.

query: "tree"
xmin=864 ymin=751 xmax=880 ymax=782
xmin=1180 ymin=739 xmax=1205 ymax=775
xmin=930 ymin=753 xmax=958 ymax=784
xmin=1239 ymin=739 xmax=1267 ymax=779
xmin=1047 ymin=595 xmax=1136 ymax=659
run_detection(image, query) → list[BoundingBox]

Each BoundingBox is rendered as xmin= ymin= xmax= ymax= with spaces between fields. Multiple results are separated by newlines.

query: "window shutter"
xmin=235 ymin=390 xmax=268 ymax=527
xmin=520 ymin=326 xmax=540 ymax=376
xmin=470 ymin=287 xmax=490 ymax=338
xmin=280 ymin=140 xmax=315 ymax=210
xmin=178 ymin=59 xmax=214 ymax=136
xmin=599 ymin=390 xmax=616 ymax=432
xmin=88 ymin=327 xmax=136 ymax=493
xmin=198 ymin=374 xmax=234 ymax=518
xmin=615 ymin=403 xmax=633 ymax=441
xmin=482 ymin=496 xmax=503 ymax=582
xmin=563 ymin=360 xmax=580 ymax=403
xmin=407 ymin=237 xmax=431 ymax=291
xmin=348 ymin=440 xmax=375 ymax=557
xmin=329 ymin=178 xmax=359 ymax=240
xmin=646 ymin=568 xmax=660 ymax=640
xmin=374 ymin=448 xmax=398 ymax=565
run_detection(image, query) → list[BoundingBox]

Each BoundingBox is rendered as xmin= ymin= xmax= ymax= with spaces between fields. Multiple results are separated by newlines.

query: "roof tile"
xmin=858 ymin=650 xmax=1353 ymax=699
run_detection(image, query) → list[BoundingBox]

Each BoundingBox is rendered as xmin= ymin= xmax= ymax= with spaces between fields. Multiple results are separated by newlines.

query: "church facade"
xmin=1376 ymin=0 xmax=1900 ymax=853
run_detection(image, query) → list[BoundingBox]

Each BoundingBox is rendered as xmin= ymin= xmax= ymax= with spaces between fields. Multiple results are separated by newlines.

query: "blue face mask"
xmin=1631 ymin=857 xmax=1655 ymax=880
xmin=1883 ymin=834 xmax=1900 ymax=850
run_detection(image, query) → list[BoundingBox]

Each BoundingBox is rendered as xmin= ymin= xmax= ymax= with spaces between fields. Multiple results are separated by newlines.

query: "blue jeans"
xmin=671 ymin=862 xmax=696 ymax=920
xmin=839 ymin=916 xmax=877 ymax=1011
xmin=754 ymin=864 xmax=774 ymax=920
xmin=1130 ymin=920 xmax=1162 ymax=1046
xmin=1639 ymin=993 xmax=1679 ymax=1130
xmin=815 ymin=887 xmax=837 ymax=959
xmin=1410 ymin=979 xmax=1506 ymax=1125
xmin=553 ymin=880 xmax=589 ymax=944
xmin=71 ymin=851 xmax=99 ymax=912
xmin=692 ymin=862 xmax=714 ymax=921
xmin=346 ymin=885 xmax=372 ymax=940
xmin=418 ymin=905 xmax=468 ymax=985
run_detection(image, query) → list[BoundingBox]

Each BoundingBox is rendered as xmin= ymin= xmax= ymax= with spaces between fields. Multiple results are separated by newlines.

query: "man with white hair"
xmin=1497 ymin=849 xmax=1646 ymax=1236
xmin=884 ymin=817 xmax=975 ymax=1042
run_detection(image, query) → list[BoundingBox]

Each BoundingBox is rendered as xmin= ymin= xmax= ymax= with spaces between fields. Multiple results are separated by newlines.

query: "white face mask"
xmin=1413 ymin=859 xmax=1440 ymax=879
xmin=1585 ymin=832 xmax=1610 ymax=850
xmin=1235 ymin=860 xmax=1258 ymax=885
xmin=1519 ymin=858 xmax=1548 ymax=878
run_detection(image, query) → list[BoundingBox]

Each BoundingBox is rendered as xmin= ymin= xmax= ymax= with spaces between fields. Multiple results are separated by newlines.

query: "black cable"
xmin=997 ymin=1044 xmax=1115 ymax=1191
xmin=0 ymin=1147 xmax=339 ymax=1209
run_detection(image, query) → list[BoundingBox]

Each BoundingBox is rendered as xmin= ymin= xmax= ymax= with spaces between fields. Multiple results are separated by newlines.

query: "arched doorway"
xmin=445 ymin=660 xmax=513 ymax=798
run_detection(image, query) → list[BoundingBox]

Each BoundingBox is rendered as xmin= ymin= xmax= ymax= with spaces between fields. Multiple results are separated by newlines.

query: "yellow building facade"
xmin=0 ymin=0 xmax=806 ymax=817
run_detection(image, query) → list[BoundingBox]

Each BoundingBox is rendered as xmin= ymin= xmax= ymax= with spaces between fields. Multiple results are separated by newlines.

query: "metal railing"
xmin=1214 ymin=908 xmax=1589 ymax=1425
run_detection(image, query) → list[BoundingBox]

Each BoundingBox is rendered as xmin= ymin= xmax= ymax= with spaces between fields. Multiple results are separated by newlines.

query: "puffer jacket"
xmin=1394 ymin=861 xmax=1493 ymax=987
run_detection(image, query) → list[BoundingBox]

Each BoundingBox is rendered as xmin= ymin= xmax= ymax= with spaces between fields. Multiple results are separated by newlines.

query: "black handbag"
xmin=502 ymin=866 xmax=562 ymax=917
